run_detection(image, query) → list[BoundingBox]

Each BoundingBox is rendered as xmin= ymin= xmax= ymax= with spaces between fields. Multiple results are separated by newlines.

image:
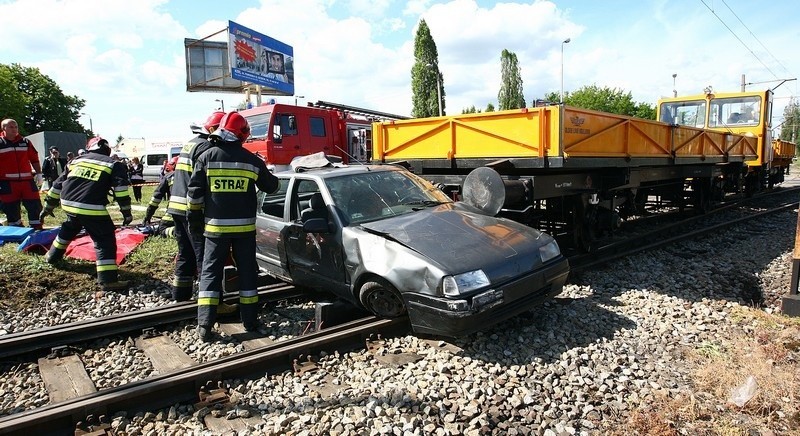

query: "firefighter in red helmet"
xmin=187 ymin=111 xmax=279 ymax=341
xmin=163 ymin=111 xmax=234 ymax=307
xmin=41 ymin=136 xmax=132 ymax=292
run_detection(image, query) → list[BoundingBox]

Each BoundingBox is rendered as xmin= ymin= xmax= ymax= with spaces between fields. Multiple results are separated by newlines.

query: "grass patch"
xmin=1 ymin=184 xmax=177 ymax=310
xmin=621 ymin=306 xmax=800 ymax=434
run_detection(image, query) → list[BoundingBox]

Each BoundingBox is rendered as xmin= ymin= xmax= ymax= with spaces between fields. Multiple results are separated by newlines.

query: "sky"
xmin=1 ymin=0 xmax=798 ymax=141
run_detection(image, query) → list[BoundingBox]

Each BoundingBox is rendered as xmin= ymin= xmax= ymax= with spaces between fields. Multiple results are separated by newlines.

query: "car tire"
xmin=359 ymin=279 xmax=407 ymax=318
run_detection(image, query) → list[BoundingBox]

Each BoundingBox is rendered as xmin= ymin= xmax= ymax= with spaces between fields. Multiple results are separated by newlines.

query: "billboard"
xmin=185 ymin=38 xmax=245 ymax=93
xmin=228 ymin=20 xmax=294 ymax=96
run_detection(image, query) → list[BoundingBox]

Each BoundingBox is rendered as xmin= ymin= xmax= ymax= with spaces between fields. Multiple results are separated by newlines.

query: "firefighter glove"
xmin=189 ymin=215 xmax=204 ymax=234
xmin=39 ymin=206 xmax=55 ymax=223
xmin=34 ymin=173 xmax=43 ymax=186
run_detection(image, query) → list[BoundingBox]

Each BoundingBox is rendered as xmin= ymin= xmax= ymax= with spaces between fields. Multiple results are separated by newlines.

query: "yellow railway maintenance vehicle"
xmin=658 ymin=89 xmax=792 ymax=193
xmin=372 ymin=89 xmax=785 ymax=251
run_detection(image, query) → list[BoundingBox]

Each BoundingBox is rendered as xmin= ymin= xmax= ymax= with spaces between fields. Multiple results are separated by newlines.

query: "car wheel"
xmin=359 ymin=279 xmax=407 ymax=318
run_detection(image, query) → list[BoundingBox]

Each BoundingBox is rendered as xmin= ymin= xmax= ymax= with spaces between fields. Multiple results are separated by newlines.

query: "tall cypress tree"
xmin=780 ymin=98 xmax=800 ymax=143
xmin=411 ymin=19 xmax=445 ymax=118
xmin=497 ymin=49 xmax=525 ymax=110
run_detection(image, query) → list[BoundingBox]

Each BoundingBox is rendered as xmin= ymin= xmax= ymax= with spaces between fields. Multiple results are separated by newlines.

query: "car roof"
xmin=274 ymin=164 xmax=405 ymax=180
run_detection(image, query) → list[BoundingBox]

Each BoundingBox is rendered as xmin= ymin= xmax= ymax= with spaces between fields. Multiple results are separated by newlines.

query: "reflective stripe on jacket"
xmin=44 ymin=152 xmax=131 ymax=216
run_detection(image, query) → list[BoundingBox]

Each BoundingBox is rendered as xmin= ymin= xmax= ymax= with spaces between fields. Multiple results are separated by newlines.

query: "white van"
xmin=141 ymin=146 xmax=181 ymax=181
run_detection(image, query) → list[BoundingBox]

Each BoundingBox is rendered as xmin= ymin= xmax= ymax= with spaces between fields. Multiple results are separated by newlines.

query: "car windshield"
xmin=325 ymin=169 xmax=451 ymax=224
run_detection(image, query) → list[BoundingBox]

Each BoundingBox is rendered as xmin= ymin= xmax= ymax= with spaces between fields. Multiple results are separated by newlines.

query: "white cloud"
xmin=1 ymin=0 xmax=797 ymax=139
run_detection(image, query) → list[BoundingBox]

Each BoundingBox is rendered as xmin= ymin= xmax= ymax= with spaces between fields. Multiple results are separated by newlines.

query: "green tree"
xmin=0 ymin=67 xmax=26 ymax=127
xmin=462 ymin=105 xmax=481 ymax=114
xmin=498 ymin=49 xmax=525 ymax=110
xmin=2 ymin=63 xmax=88 ymax=136
xmin=411 ymin=19 xmax=445 ymax=118
xmin=779 ymin=98 xmax=799 ymax=143
xmin=544 ymin=85 xmax=656 ymax=119
xmin=116 ymin=134 xmax=124 ymax=146
xmin=485 ymin=102 xmax=495 ymax=112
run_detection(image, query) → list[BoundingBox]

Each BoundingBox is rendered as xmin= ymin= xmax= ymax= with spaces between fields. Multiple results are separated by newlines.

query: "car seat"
xmin=301 ymin=193 xmax=327 ymax=222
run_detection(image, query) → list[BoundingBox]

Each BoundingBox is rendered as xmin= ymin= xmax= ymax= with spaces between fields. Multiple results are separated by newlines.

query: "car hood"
xmin=359 ymin=203 xmax=551 ymax=281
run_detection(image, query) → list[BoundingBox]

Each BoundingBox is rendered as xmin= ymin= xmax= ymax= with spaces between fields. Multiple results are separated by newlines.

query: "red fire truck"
xmin=239 ymin=100 xmax=407 ymax=171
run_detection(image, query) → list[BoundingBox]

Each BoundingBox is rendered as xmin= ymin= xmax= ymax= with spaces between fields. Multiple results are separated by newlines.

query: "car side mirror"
xmin=303 ymin=218 xmax=330 ymax=233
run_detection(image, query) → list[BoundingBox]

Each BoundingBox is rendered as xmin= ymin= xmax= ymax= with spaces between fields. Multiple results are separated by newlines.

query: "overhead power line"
xmin=721 ymin=0 xmax=792 ymax=77
xmin=698 ymin=0 xmax=778 ymax=80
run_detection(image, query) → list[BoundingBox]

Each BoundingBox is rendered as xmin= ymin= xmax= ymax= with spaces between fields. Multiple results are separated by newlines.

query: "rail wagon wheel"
xmin=692 ymin=178 xmax=712 ymax=214
xmin=359 ymin=279 xmax=407 ymax=318
xmin=571 ymin=200 xmax=596 ymax=252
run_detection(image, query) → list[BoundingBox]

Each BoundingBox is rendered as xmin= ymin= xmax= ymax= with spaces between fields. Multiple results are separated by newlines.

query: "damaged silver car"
xmin=255 ymin=161 xmax=570 ymax=337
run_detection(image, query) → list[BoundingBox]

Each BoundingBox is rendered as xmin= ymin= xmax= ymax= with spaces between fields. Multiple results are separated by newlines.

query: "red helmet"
xmin=164 ymin=155 xmax=179 ymax=173
xmin=86 ymin=136 xmax=111 ymax=156
xmin=204 ymin=111 xmax=225 ymax=133
xmin=217 ymin=112 xmax=250 ymax=141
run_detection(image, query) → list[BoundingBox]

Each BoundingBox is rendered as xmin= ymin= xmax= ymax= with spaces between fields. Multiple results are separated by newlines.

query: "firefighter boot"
xmin=101 ymin=281 xmax=129 ymax=292
xmin=171 ymin=285 xmax=193 ymax=302
xmin=45 ymin=247 xmax=64 ymax=264
xmin=197 ymin=325 xmax=211 ymax=342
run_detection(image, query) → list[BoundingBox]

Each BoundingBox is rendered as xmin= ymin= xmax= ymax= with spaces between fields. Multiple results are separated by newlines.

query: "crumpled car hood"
xmin=359 ymin=203 xmax=549 ymax=281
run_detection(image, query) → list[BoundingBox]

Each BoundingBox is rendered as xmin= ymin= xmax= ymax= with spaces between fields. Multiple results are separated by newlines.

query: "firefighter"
xmin=40 ymin=137 xmax=132 ymax=292
xmin=0 ymin=119 xmax=44 ymax=228
xmin=164 ymin=111 xmax=240 ymax=315
xmin=141 ymin=155 xmax=177 ymax=235
xmin=187 ymin=112 xmax=279 ymax=341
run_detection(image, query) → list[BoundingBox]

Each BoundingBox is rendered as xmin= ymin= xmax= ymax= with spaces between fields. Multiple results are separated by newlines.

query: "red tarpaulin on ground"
xmin=65 ymin=228 xmax=147 ymax=264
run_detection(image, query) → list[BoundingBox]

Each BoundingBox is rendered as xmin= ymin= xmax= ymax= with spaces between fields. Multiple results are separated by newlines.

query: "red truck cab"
xmin=240 ymin=103 xmax=372 ymax=170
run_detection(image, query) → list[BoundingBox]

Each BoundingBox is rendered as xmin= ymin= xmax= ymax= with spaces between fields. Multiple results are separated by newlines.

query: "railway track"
xmin=0 ymin=282 xmax=302 ymax=360
xmin=570 ymin=186 xmax=800 ymax=273
xmin=0 ymin=316 xmax=409 ymax=435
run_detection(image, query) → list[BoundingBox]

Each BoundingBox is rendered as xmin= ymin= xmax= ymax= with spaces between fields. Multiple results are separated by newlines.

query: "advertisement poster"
xmin=228 ymin=20 xmax=295 ymax=95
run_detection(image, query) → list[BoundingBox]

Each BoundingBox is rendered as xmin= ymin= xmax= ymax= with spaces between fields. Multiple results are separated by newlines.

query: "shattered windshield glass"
xmin=325 ymin=170 xmax=451 ymax=224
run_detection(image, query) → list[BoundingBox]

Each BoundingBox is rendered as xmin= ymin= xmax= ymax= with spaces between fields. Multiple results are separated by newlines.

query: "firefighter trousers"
xmin=197 ymin=235 xmax=259 ymax=329
xmin=48 ymin=214 xmax=119 ymax=284
xmin=169 ymin=214 xmax=204 ymax=301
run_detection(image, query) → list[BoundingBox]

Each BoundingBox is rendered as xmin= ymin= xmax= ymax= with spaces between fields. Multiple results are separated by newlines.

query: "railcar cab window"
xmin=247 ymin=113 xmax=271 ymax=138
xmin=709 ymin=96 xmax=761 ymax=127
xmin=659 ymin=100 xmax=706 ymax=128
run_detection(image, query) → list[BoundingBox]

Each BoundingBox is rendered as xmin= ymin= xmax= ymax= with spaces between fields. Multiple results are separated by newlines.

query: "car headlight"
xmin=539 ymin=240 xmax=561 ymax=263
xmin=442 ymin=269 xmax=490 ymax=297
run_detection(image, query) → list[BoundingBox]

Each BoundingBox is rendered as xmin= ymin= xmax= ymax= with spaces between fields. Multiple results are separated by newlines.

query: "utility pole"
xmin=672 ymin=73 xmax=677 ymax=98
xmin=560 ymin=38 xmax=571 ymax=103
xmin=741 ymin=74 xmax=746 ymax=92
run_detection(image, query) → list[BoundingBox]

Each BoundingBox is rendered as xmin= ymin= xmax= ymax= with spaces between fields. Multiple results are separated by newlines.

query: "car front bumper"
xmin=405 ymin=257 xmax=570 ymax=338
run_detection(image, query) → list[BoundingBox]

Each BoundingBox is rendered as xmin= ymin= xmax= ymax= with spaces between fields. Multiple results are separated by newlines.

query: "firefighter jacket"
xmin=44 ymin=152 xmax=132 ymax=217
xmin=167 ymin=134 xmax=215 ymax=216
xmin=187 ymin=138 xmax=279 ymax=238
xmin=0 ymin=134 xmax=39 ymax=181
xmin=144 ymin=172 xmax=175 ymax=223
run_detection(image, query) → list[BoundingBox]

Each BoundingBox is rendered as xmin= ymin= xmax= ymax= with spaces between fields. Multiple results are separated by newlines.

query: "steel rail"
xmin=572 ymin=198 xmax=799 ymax=273
xmin=0 ymin=283 xmax=302 ymax=359
xmin=0 ymin=316 xmax=409 ymax=435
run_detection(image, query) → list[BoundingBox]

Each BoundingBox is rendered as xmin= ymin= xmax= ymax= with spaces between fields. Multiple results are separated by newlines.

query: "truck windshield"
xmin=659 ymin=100 xmax=706 ymax=128
xmin=709 ymin=96 xmax=761 ymax=127
xmin=246 ymin=112 xmax=272 ymax=138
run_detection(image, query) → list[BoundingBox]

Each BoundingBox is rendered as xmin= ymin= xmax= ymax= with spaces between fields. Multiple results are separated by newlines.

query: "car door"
xmin=283 ymin=178 xmax=348 ymax=295
xmin=255 ymin=178 xmax=292 ymax=282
